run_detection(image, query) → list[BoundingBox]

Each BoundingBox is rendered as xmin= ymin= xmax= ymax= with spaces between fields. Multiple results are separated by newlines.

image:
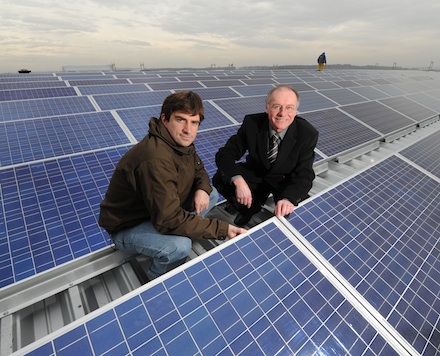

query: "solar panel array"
xmin=1 ymin=69 xmax=439 ymax=355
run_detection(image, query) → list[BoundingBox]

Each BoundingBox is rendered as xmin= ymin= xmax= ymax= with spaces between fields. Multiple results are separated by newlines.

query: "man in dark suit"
xmin=213 ymin=85 xmax=319 ymax=226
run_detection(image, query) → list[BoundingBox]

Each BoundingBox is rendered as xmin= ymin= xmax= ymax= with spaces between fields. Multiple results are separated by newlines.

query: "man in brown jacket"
xmin=99 ymin=91 xmax=246 ymax=280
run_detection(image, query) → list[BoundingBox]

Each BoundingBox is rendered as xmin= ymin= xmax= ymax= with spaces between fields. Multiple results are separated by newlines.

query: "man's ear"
xmin=160 ymin=113 xmax=167 ymax=126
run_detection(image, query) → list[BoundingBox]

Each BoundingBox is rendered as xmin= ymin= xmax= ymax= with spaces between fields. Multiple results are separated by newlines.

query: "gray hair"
xmin=265 ymin=84 xmax=300 ymax=109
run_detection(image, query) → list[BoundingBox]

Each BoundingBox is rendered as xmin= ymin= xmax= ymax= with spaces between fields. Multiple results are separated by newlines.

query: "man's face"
xmin=265 ymin=87 xmax=298 ymax=133
xmin=161 ymin=110 xmax=201 ymax=147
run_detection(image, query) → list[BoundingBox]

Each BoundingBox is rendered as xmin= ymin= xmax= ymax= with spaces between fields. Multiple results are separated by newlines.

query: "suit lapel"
xmin=257 ymin=121 xmax=271 ymax=169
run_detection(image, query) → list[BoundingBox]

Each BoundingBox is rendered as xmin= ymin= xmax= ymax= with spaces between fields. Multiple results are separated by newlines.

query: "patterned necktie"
xmin=267 ymin=134 xmax=280 ymax=164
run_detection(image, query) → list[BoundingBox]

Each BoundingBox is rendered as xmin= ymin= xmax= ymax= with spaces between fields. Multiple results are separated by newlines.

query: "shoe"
xmin=224 ymin=202 xmax=238 ymax=215
xmin=234 ymin=204 xmax=261 ymax=226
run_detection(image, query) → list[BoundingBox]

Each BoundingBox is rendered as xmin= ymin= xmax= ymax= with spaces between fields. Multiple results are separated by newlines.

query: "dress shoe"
xmin=234 ymin=204 xmax=261 ymax=226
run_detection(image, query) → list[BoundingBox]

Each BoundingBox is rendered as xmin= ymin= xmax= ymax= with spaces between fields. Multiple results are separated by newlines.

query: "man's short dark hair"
xmin=161 ymin=91 xmax=205 ymax=122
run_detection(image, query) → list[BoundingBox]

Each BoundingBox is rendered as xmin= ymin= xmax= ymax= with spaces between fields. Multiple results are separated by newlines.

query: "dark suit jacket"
xmin=214 ymin=112 xmax=318 ymax=205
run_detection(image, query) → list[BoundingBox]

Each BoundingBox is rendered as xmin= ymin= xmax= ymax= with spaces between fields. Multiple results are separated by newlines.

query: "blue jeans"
xmin=112 ymin=188 xmax=219 ymax=280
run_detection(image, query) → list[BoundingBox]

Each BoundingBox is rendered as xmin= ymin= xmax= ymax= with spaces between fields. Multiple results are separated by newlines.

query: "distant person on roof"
xmin=317 ymin=52 xmax=327 ymax=71
xmin=99 ymin=91 xmax=246 ymax=280
xmin=212 ymin=85 xmax=319 ymax=227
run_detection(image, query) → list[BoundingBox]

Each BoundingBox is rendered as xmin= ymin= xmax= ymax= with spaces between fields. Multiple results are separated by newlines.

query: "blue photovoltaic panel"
xmin=287 ymin=155 xmax=440 ymax=355
xmin=77 ymin=83 xmax=151 ymax=95
xmin=201 ymin=79 xmax=245 ymax=87
xmin=195 ymin=125 xmax=240 ymax=178
xmin=130 ymin=77 xmax=179 ymax=84
xmin=406 ymin=92 xmax=440 ymax=112
xmin=232 ymin=84 xmax=274 ymax=97
xmin=0 ymin=112 xmax=131 ymax=167
xmin=67 ymin=79 xmax=129 ymax=86
xmin=117 ymin=106 xmax=161 ymax=141
xmin=309 ymin=81 xmax=342 ymax=90
xmin=350 ymin=86 xmax=390 ymax=100
xmin=319 ymin=88 xmax=368 ymax=106
xmin=201 ymin=101 xmax=237 ymax=129
xmin=0 ymin=147 xmax=130 ymax=288
xmin=379 ymin=96 xmax=438 ymax=123
xmin=399 ymin=129 xmax=440 ymax=178
xmin=149 ymin=81 xmax=204 ymax=91
xmin=22 ymin=221 xmax=398 ymax=356
xmin=240 ymin=78 xmax=277 ymax=85
xmin=333 ymin=80 xmax=361 ymax=88
xmin=354 ymin=79 xmax=377 ymax=86
xmin=92 ymin=90 xmax=171 ymax=110
xmin=0 ymin=81 xmax=68 ymax=91
xmin=300 ymin=108 xmax=382 ymax=158
xmin=212 ymin=96 xmax=266 ymax=123
xmin=192 ymin=87 xmax=240 ymax=101
xmin=0 ymin=87 xmax=77 ymax=102
xmin=374 ymin=84 xmax=406 ymax=97
xmin=339 ymin=101 xmax=416 ymax=135
xmin=296 ymin=91 xmax=337 ymax=113
xmin=279 ymin=82 xmax=316 ymax=92
xmin=0 ymin=96 xmax=97 ymax=122
xmin=0 ymin=76 xmax=59 ymax=83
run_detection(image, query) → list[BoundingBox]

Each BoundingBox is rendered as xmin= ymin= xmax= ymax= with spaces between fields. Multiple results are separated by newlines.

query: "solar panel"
xmin=300 ymin=108 xmax=381 ymax=158
xmin=309 ymin=81 xmax=342 ymax=90
xmin=0 ymin=147 xmax=129 ymax=288
xmin=374 ymin=84 xmax=407 ymax=97
xmin=350 ymin=86 xmax=391 ymax=100
xmin=332 ymin=80 xmax=361 ymax=88
xmin=213 ymin=96 xmax=265 ymax=123
xmin=339 ymin=101 xmax=416 ymax=134
xmin=0 ymin=112 xmax=131 ymax=166
xmin=92 ymin=91 xmax=172 ymax=111
xmin=379 ymin=96 xmax=438 ymax=123
xmin=77 ymin=83 xmax=151 ymax=95
xmin=0 ymin=87 xmax=77 ymax=102
xmin=0 ymin=96 xmax=97 ymax=121
xmin=287 ymin=155 xmax=440 ymax=354
xmin=295 ymin=91 xmax=337 ymax=113
xmin=399 ymin=129 xmax=440 ymax=178
xmin=67 ymin=79 xmax=130 ymax=86
xmin=149 ymin=81 xmax=205 ymax=91
xmin=319 ymin=88 xmax=368 ymax=106
xmin=231 ymin=84 xmax=274 ymax=97
xmin=406 ymin=92 xmax=440 ymax=112
xmin=201 ymin=79 xmax=245 ymax=87
xmin=195 ymin=125 xmax=240 ymax=178
xmin=0 ymin=81 xmax=68 ymax=91
xmin=191 ymin=87 xmax=240 ymax=101
xmin=19 ymin=220 xmax=403 ymax=355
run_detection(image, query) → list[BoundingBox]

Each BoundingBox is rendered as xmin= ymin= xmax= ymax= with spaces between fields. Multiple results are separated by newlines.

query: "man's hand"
xmin=233 ymin=176 xmax=253 ymax=208
xmin=227 ymin=224 xmax=247 ymax=239
xmin=193 ymin=189 xmax=210 ymax=215
xmin=274 ymin=199 xmax=294 ymax=217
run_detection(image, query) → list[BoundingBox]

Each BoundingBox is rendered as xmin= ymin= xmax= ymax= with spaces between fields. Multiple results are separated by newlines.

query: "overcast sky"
xmin=1 ymin=0 xmax=439 ymax=73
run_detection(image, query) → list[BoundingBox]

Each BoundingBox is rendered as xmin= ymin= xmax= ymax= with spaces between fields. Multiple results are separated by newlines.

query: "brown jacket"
xmin=99 ymin=117 xmax=229 ymax=239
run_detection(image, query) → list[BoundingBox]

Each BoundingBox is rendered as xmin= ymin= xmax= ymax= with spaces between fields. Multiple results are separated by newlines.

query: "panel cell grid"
xmin=399 ymin=129 xmax=440 ymax=178
xmin=295 ymin=91 xmax=337 ymax=113
xmin=77 ymin=84 xmax=151 ymax=95
xmin=288 ymin=155 xmax=440 ymax=355
xmin=379 ymin=96 xmax=438 ymax=122
xmin=300 ymin=108 xmax=381 ymax=158
xmin=93 ymin=90 xmax=172 ymax=111
xmin=0 ymin=112 xmax=130 ymax=167
xmin=319 ymin=88 xmax=368 ymax=106
xmin=0 ymin=147 xmax=130 ymax=288
xmin=213 ymin=96 xmax=266 ymax=123
xmin=0 ymin=87 xmax=77 ymax=102
xmin=23 ymin=221 xmax=397 ymax=356
xmin=340 ymin=101 xmax=416 ymax=134
xmin=0 ymin=96 xmax=97 ymax=122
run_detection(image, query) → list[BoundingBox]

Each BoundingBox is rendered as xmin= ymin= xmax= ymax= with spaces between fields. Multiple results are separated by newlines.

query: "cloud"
xmin=1 ymin=0 xmax=439 ymax=72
